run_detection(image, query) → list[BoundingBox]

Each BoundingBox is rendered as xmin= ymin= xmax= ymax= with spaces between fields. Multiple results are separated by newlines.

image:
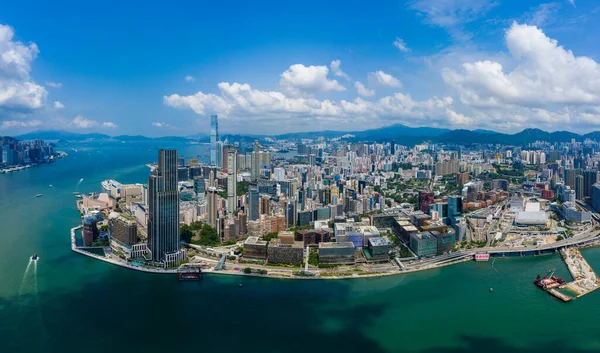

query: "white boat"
xmin=36 ymin=194 xmax=43 ymax=198
xmin=101 ymin=179 xmax=112 ymax=190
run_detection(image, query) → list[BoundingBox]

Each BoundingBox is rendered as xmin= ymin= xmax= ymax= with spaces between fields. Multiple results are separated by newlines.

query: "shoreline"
xmin=71 ymin=226 xmax=600 ymax=281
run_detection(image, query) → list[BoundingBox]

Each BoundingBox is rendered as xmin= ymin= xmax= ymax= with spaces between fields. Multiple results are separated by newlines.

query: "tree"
xmin=243 ymin=267 xmax=252 ymax=274
xmin=262 ymin=232 xmax=278 ymax=241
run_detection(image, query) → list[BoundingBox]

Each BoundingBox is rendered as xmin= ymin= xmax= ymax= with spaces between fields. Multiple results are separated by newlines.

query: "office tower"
xmin=210 ymin=115 xmax=219 ymax=166
xmin=390 ymin=141 xmax=396 ymax=156
xmin=209 ymin=170 xmax=215 ymax=188
xmin=286 ymin=200 xmax=296 ymax=228
xmin=227 ymin=149 xmax=237 ymax=213
xmin=418 ymin=191 xmax=434 ymax=214
xmin=583 ymin=171 xmax=598 ymax=198
xmin=238 ymin=211 xmax=248 ymax=235
xmin=575 ymin=175 xmax=584 ymax=201
xmin=193 ymin=176 xmax=205 ymax=200
xmin=215 ymin=141 xmax=223 ymax=169
xmin=448 ymin=196 xmax=463 ymax=218
xmin=248 ymin=185 xmax=259 ymax=221
xmin=147 ymin=149 xmax=184 ymax=266
xmin=259 ymin=195 xmax=270 ymax=216
xmin=207 ymin=186 xmax=218 ymax=227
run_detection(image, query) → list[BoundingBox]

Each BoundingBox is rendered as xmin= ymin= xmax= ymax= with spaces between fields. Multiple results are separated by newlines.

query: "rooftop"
xmin=319 ymin=242 xmax=354 ymax=249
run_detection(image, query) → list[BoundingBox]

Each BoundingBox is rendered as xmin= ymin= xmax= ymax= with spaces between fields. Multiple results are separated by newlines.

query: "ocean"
xmin=1 ymin=140 xmax=600 ymax=353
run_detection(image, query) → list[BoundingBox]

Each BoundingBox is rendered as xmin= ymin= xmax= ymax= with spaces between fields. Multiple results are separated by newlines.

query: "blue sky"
xmin=0 ymin=0 xmax=599 ymax=136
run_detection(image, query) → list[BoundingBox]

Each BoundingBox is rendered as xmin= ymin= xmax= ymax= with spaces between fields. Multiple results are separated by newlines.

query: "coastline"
xmin=71 ymin=226 xmax=600 ymax=281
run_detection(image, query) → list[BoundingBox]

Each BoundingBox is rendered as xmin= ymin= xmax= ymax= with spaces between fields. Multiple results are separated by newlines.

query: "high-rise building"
xmin=210 ymin=115 xmax=219 ymax=166
xmin=207 ymin=186 xmax=218 ymax=227
xmin=583 ymin=171 xmax=598 ymax=199
xmin=592 ymin=184 xmax=600 ymax=212
xmin=447 ymin=196 xmax=463 ymax=218
xmin=418 ymin=191 xmax=435 ymax=214
xmin=215 ymin=141 xmax=224 ymax=169
xmin=575 ymin=175 xmax=584 ymax=201
xmin=285 ymin=200 xmax=296 ymax=228
xmin=227 ymin=149 xmax=237 ymax=213
xmin=147 ymin=149 xmax=184 ymax=267
xmin=248 ymin=185 xmax=259 ymax=221
xmin=564 ymin=169 xmax=583 ymax=190
xmin=193 ymin=176 xmax=205 ymax=200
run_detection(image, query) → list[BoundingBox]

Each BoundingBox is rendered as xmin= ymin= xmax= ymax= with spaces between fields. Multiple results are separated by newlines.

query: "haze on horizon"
xmin=0 ymin=0 xmax=599 ymax=137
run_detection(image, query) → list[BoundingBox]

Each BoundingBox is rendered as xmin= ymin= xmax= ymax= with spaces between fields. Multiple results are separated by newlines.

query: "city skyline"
xmin=0 ymin=1 xmax=600 ymax=136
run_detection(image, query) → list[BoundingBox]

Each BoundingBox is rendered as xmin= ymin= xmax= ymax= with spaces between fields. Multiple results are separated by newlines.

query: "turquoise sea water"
xmin=2 ymin=141 xmax=600 ymax=353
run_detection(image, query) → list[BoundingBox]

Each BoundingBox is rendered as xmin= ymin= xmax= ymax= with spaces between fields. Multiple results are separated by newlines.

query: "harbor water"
xmin=2 ymin=140 xmax=600 ymax=353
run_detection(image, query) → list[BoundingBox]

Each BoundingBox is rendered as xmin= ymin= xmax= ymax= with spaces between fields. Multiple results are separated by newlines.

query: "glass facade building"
xmin=210 ymin=115 xmax=219 ymax=166
xmin=148 ymin=149 xmax=183 ymax=266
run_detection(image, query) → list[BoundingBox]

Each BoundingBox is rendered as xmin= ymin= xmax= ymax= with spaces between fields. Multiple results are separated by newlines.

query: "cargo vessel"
xmin=534 ymin=269 xmax=566 ymax=290
xmin=178 ymin=267 xmax=202 ymax=281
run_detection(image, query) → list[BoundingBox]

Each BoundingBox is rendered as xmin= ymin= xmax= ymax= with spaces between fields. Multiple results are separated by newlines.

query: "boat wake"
xmin=76 ymin=178 xmax=84 ymax=188
xmin=18 ymin=259 xmax=34 ymax=297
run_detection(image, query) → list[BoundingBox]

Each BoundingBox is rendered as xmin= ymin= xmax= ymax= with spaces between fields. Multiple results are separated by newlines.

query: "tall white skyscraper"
xmin=210 ymin=115 xmax=219 ymax=166
xmin=227 ymin=149 xmax=237 ymax=213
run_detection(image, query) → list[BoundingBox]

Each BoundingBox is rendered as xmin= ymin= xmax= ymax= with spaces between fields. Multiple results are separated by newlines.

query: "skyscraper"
xmin=248 ymin=185 xmax=259 ymax=221
xmin=575 ymin=175 xmax=584 ymax=201
xmin=448 ymin=196 xmax=463 ymax=218
xmin=210 ymin=115 xmax=219 ymax=166
xmin=147 ymin=149 xmax=184 ymax=267
xmin=227 ymin=149 xmax=237 ymax=213
xmin=207 ymin=186 xmax=218 ymax=227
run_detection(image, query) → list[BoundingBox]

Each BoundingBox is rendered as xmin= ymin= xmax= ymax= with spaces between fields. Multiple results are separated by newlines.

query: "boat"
xmin=49 ymin=184 xmax=53 ymax=188
xmin=534 ymin=269 xmax=566 ymax=290
xmin=31 ymin=254 xmax=38 ymax=261
xmin=72 ymin=192 xmax=81 ymax=195
xmin=177 ymin=267 xmax=202 ymax=281
xmin=36 ymin=194 xmax=43 ymax=197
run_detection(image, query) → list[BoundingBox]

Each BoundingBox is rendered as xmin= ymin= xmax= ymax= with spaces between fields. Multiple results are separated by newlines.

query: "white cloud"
xmin=370 ymin=71 xmax=402 ymax=88
xmin=567 ymin=0 xmax=575 ymax=7
xmin=330 ymin=60 xmax=351 ymax=81
xmin=354 ymin=81 xmax=375 ymax=97
xmin=409 ymin=0 xmax=498 ymax=41
xmin=185 ymin=75 xmax=195 ymax=82
xmin=152 ymin=122 xmax=170 ymax=127
xmin=164 ymin=81 xmax=459 ymax=132
xmin=1 ymin=119 xmax=41 ymax=128
xmin=54 ymin=101 xmax=65 ymax=109
xmin=45 ymin=81 xmax=62 ymax=88
xmin=70 ymin=116 xmax=116 ymax=129
xmin=442 ymin=22 xmax=600 ymax=107
xmin=280 ymin=64 xmax=346 ymax=94
xmin=393 ymin=37 xmax=410 ymax=52
xmin=72 ymin=115 xmax=96 ymax=128
xmin=409 ymin=0 xmax=498 ymax=27
xmin=527 ymin=2 xmax=561 ymax=27
xmin=0 ymin=24 xmax=47 ymax=110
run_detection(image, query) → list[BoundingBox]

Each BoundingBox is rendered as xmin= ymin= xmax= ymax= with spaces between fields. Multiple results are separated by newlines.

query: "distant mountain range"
xmin=9 ymin=130 xmax=207 ymax=142
xmin=3 ymin=125 xmax=600 ymax=146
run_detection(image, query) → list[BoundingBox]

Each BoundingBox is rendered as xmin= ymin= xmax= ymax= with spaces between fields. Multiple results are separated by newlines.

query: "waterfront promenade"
xmin=70 ymin=225 xmax=600 ymax=281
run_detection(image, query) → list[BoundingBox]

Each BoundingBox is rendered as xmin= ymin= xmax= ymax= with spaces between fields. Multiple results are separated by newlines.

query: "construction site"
xmin=536 ymin=247 xmax=600 ymax=302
